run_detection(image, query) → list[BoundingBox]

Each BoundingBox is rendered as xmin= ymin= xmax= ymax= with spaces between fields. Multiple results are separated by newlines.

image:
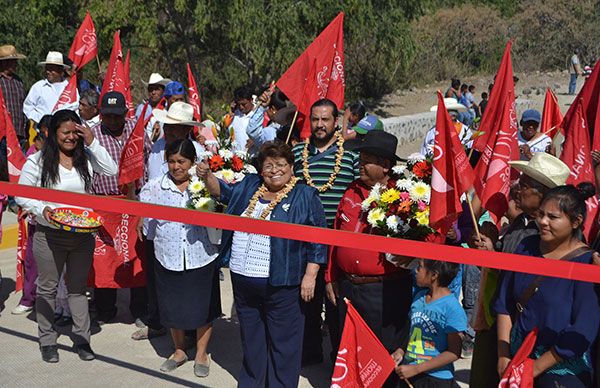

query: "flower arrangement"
xmin=362 ymin=153 xmax=435 ymax=241
xmin=187 ymin=177 xmax=217 ymax=212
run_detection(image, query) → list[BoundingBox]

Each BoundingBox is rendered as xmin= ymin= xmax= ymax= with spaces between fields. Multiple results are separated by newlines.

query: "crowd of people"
xmin=1 ymin=43 xmax=600 ymax=388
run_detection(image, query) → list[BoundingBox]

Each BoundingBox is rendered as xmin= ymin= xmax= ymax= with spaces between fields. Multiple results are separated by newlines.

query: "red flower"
xmin=388 ymin=179 xmax=397 ymax=188
xmin=209 ymin=155 xmax=225 ymax=172
xmin=231 ymin=155 xmax=244 ymax=172
xmin=412 ymin=161 xmax=432 ymax=178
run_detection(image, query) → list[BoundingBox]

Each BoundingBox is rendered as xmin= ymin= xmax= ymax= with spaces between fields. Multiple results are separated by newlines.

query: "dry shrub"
xmin=410 ymin=4 xmax=509 ymax=84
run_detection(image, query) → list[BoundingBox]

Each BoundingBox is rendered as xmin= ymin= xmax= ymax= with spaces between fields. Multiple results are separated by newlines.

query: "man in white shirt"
xmin=136 ymin=73 xmax=170 ymax=142
xmin=229 ymin=85 xmax=255 ymax=152
xmin=421 ymin=97 xmax=473 ymax=157
xmin=78 ymin=89 xmax=100 ymax=128
xmin=517 ymin=109 xmax=551 ymax=161
xmin=23 ymin=51 xmax=78 ymax=125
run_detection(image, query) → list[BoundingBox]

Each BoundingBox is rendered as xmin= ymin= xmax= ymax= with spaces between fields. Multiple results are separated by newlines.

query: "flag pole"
xmin=285 ymin=110 xmax=299 ymax=144
xmin=403 ymin=379 xmax=415 ymax=388
xmin=95 ymin=55 xmax=102 ymax=74
xmin=466 ymin=192 xmax=481 ymax=239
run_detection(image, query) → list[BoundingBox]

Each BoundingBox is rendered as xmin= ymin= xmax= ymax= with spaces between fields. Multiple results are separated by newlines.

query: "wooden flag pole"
xmin=285 ymin=110 xmax=300 ymax=144
xmin=95 ymin=55 xmax=102 ymax=74
xmin=403 ymin=379 xmax=415 ymax=388
xmin=466 ymin=191 xmax=481 ymax=240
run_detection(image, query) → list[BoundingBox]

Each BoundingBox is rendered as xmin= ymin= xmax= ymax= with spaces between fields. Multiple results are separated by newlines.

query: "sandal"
xmin=131 ymin=327 xmax=167 ymax=341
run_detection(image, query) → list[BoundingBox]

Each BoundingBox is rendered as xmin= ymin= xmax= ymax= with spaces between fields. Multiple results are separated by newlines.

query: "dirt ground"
xmin=373 ymin=69 xmax=578 ymax=118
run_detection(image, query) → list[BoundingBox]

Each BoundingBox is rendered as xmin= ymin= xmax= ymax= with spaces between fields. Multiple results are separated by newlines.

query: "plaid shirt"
xmin=91 ymin=118 xmax=152 ymax=195
xmin=0 ymin=73 xmax=27 ymax=137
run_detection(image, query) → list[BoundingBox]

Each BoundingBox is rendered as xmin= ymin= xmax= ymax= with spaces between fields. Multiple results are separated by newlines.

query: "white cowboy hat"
xmin=430 ymin=97 xmax=467 ymax=113
xmin=509 ymin=152 xmax=570 ymax=188
xmin=37 ymin=51 xmax=68 ymax=67
xmin=143 ymin=73 xmax=171 ymax=86
xmin=153 ymin=102 xmax=201 ymax=126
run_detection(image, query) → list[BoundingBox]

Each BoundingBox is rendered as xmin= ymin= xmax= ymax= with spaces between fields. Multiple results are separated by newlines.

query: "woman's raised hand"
xmin=75 ymin=123 xmax=94 ymax=146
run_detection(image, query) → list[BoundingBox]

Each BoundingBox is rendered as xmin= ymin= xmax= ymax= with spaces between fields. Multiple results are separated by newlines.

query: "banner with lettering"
xmin=89 ymin=210 xmax=145 ymax=288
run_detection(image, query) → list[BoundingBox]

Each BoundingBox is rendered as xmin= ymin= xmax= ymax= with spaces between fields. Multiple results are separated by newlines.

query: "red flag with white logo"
xmin=498 ymin=328 xmax=537 ymax=388
xmin=0 ymin=88 xmax=26 ymax=182
xmin=53 ymin=74 xmax=78 ymax=113
xmin=540 ymin=88 xmax=563 ymax=139
xmin=296 ymin=58 xmax=319 ymax=139
xmin=430 ymin=91 xmax=475 ymax=232
xmin=118 ymin=102 xmax=148 ymax=188
xmin=560 ymin=99 xmax=599 ymax=241
xmin=187 ymin=63 xmax=202 ymax=122
xmin=99 ymin=31 xmax=127 ymax=109
xmin=331 ymin=300 xmax=395 ymax=388
xmin=123 ymin=49 xmax=134 ymax=118
xmin=277 ymin=12 xmax=345 ymax=112
xmin=472 ymin=41 xmax=519 ymax=220
xmin=68 ymin=11 xmax=98 ymax=69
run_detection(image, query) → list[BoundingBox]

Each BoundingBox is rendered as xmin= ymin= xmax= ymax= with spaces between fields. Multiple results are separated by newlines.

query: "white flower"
xmin=409 ymin=181 xmax=431 ymax=202
xmin=366 ymin=208 xmax=386 ymax=227
xmin=189 ymin=179 xmax=205 ymax=194
xmin=404 ymin=171 xmax=416 ymax=181
xmin=244 ymin=164 xmax=257 ymax=174
xmin=235 ymin=150 xmax=248 ymax=158
xmin=407 ymin=153 xmax=425 ymax=163
xmin=218 ymin=149 xmax=234 ymax=160
xmin=233 ymin=172 xmax=245 ymax=182
xmin=204 ymin=140 xmax=219 ymax=147
xmin=199 ymin=151 xmax=214 ymax=160
xmin=193 ymin=197 xmax=216 ymax=212
xmin=386 ymin=215 xmax=400 ymax=232
xmin=361 ymin=196 xmax=377 ymax=211
xmin=369 ymin=183 xmax=382 ymax=200
xmin=392 ymin=165 xmax=406 ymax=176
xmin=396 ymin=178 xmax=414 ymax=191
xmin=217 ymin=169 xmax=235 ymax=183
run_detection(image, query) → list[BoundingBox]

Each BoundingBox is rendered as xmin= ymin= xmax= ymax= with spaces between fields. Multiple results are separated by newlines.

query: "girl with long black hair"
xmin=16 ymin=109 xmax=117 ymax=363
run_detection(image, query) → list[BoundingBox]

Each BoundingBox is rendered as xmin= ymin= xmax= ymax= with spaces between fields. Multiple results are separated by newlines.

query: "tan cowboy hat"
xmin=509 ymin=152 xmax=570 ymax=188
xmin=153 ymin=102 xmax=202 ymax=126
xmin=37 ymin=51 xmax=68 ymax=67
xmin=430 ymin=97 xmax=467 ymax=113
xmin=143 ymin=73 xmax=171 ymax=86
xmin=0 ymin=45 xmax=26 ymax=60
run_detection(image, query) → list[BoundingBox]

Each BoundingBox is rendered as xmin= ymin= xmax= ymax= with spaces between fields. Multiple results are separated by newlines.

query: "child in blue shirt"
xmin=393 ymin=259 xmax=467 ymax=387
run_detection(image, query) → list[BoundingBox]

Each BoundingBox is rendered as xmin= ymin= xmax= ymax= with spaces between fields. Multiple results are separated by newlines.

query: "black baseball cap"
xmin=100 ymin=91 xmax=127 ymax=115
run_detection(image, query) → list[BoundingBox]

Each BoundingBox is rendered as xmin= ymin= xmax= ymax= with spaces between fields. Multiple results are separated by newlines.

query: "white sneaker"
xmin=11 ymin=304 xmax=33 ymax=315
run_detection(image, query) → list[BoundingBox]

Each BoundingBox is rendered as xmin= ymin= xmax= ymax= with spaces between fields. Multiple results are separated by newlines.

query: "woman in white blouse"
xmin=139 ymin=139 xmax=220 ymax=377
xmin=16 ymin=109 xmax=118 ymax=363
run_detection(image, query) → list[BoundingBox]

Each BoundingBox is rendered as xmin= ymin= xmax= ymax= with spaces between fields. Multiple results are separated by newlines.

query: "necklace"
xmin=302 ymin=131 xmax=345 ymax=193
xmin=243 ymin=177 xmax=299 ymax=219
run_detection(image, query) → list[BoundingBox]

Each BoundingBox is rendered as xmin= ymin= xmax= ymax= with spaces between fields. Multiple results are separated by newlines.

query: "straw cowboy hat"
xmin=509 ymin=152 xmax=570 ymax=188
xmin=153 ymin=102 xmax=202 ymax=126
xmin=0 ymin=45 xmax=26 ymax=60
xmin=37 ymin=51 xmax=69 ymax=67
xmin=430 ymin=97 xmax=467 ymax=113
xmin=143 ymin=73 xmax=171 ymax=86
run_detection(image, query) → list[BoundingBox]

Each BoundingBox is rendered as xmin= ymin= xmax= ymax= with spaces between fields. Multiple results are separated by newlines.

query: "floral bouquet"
xmin=361 ymin=153 xmax=436 ymax=267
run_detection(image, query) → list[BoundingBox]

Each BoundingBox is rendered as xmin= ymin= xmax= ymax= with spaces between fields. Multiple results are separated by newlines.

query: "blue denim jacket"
xmin=218 ymin=174 xmax=328 ymax=286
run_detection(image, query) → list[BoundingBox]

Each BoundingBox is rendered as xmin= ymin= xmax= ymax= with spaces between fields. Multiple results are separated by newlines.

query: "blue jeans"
xmin=569 ymin=73 xmax=578 ymax=95
xmin=462 ymin=264 xmax=481 ymax=339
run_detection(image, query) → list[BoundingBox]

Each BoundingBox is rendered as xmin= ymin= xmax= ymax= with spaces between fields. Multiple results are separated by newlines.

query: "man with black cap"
xmin=91 ymin=91 xmax=152 ymax=325
xmin=325 ymin=130 xmax=411 ymax=386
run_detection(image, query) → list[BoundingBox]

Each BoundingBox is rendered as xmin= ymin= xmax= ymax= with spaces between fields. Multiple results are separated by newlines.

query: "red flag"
xmin=499 ymin=328 xmax=537 ymax=388
xmin=561 ymin=58 xmax=600 ymax=149
xmin=560 ymin=99 xmax=599 ymax=241
xmin=0 ymin=88 xmax=26 ymax=182
xmin=472 ymin=41 xmax=518 ymax=220
xmin=430 ymin=91 xmax=475 ymax=232
xmin=295 ymin=58 xmax=319 ymax=139
xmin=123 ymin=49 xmax=134 ymax=118
xmin=118 ymin=102 xmax=148 ymax=188
xmin=331 ymin=300 xmax=395 ymax=388
xmin=187 ymin=63 xmax=202 ymax=122
xmin=99 ymin=31 xmax=127 ymax=108
xmin=540 ymin=88 xmax=563 ymax=139
xmin=277 ymin=12 xmax=345 ymax=111
xmin=68 ymin=11 xmax=98 ymax=69
xmin=53 ymin=74 xmax=78 ymax=112
xmin=15 ymin=210 xmax=27 ymax=292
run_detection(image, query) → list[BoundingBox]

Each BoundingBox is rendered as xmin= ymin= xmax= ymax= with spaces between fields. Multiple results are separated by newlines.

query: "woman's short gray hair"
xmin=80 ymin=89 xmax=99 ymax=107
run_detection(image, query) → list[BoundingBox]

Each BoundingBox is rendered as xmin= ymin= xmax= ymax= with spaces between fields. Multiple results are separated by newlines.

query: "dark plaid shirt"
xmin=0 ymin=73 xmax=27 ymax=137
xmin=91 ymin=118 xmax=152 ymax=195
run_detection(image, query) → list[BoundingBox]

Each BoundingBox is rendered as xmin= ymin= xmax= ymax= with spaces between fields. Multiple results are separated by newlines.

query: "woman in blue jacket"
xmin=197 ymin=141 xmax=327 ymax=387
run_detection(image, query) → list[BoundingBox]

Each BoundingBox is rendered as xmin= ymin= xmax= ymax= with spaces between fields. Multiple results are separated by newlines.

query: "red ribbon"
xmin=3 ymin=181 xmax=600 ymax=284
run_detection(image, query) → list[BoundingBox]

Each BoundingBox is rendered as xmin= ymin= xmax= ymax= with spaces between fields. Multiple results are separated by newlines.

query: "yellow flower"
xmin=415 ymin=210 xmax=429 ymax=225
xmin=194 ymin=197 xmax=216 ymax=212
xmin=367 ymin=208 xmax=386 ymax=227
xmin=189 ymin=179 xmax=205 ymax=194
xmin=380 ymin=188 xmax=400 ymax=204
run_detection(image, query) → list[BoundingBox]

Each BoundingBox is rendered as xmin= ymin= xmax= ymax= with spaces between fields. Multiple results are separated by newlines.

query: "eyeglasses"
xmin=262 ymin=162 xmax=289 ymax=172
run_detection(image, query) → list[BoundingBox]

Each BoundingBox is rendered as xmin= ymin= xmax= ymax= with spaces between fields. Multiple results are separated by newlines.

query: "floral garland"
xmin=302 ymin=131 xmax=345 ymax=193
xmin=243 ymin=177 xmax=299 ymax=219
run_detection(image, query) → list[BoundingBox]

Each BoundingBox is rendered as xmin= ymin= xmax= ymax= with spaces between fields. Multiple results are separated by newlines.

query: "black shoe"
xmin=95 ymin=311 xmax=116 ymax=326
xmin=74 ymin=343 xmax=95 ymax=361
xmin=40 ymin=345 xmax=59 ymax=363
